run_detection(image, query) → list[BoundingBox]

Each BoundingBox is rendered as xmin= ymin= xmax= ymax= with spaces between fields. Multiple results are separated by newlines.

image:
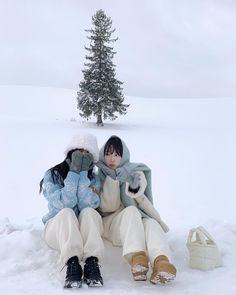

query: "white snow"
xmin=0 ymin=85 xmax=236 ymax=294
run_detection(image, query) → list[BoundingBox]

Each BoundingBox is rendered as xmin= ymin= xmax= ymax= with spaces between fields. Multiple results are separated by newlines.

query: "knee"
xmin=123 ymin=205 xmax=141 ymax=218
xmin=79 ymin=207 xmax=102 ymax=225
xmin=79 ymin=207 xmax=100 ymax=219
xmin=57 ymin=208 xmax=76 ymax=219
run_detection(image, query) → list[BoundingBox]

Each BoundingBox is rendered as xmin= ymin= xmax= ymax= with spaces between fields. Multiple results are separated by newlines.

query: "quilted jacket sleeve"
xmin=43 ymin=170 xmax=80 ymax=210
xmin=76 ymin=171 xmax=100 ymax=211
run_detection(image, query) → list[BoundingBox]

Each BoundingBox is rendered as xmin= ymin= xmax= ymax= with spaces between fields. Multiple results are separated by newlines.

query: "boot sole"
xmin=150 ymin=271 xmax=176 ymax=285
xmin=131 ymin=265 xmax=149 ymax=281
xmin=84 ymin=277 xmax=103 ymax=287
xmin=133 ymin=274 xmax=147 ymax=281
xmin=64 ymin=280 xmax=82 ymax=288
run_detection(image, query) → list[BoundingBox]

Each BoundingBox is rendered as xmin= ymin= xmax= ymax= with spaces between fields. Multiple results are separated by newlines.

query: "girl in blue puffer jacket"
xmin=39 ymin=134 xmax=104 ymax=288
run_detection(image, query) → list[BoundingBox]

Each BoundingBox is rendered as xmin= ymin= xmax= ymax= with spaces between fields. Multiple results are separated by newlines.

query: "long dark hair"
xmin=39 ymin=149 xmax=93 ymax=194
xmin=104 ymin=136 xmax=123 ymax=157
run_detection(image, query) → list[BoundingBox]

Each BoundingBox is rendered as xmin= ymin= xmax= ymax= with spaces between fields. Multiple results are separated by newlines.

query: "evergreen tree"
xmin=77 ymin=9 xmax=129 ymax=126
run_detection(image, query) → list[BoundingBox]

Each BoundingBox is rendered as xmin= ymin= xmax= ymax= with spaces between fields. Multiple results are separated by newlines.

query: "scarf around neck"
xmin=97 ymin=138 xmax=153 ymax=207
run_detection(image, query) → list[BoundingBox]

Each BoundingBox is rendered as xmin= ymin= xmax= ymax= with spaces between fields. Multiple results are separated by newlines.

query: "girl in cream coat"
xmin=96 ymin=136 xmax=176 ymax=285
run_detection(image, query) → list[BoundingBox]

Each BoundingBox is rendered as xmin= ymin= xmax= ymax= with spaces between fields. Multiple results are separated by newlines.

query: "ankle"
xmin=153 ymin=255 xmax=169 ymax=265
xmin=85 ymin=256 xmax=99 ymax=265
xmin=131 ymin=251 xmax=148 ymax=265
xmin=67 ymin=256 xmax=79 ymax=265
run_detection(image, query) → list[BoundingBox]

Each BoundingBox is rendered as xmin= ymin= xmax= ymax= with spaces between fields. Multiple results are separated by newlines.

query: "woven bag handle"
xmin=196 ymin=226 xmax=216 ymax=244
xmin=188 ymin=227 xmax=213 ymax=246
xmin=187 ymin=228 xmax=205 ymax=245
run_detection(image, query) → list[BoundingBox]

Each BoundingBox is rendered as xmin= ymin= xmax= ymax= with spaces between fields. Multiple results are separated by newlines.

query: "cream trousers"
xmin=104 ymin=206 xmax=171 ymax=266
xmin=43 ymin=207 xmax=104 ymax=266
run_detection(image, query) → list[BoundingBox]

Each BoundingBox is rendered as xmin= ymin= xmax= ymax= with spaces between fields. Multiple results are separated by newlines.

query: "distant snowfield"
xmin=0 ymin=85 xmax=236 ymax=294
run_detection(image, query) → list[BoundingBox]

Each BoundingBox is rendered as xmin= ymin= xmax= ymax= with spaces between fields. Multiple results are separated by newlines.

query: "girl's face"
xmin=105 ymin=150 xmax=122 ymax=170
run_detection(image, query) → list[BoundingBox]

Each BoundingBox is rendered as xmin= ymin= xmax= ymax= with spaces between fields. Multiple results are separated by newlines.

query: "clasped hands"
xmin=67 ymin=150 xmax=94 ymax=173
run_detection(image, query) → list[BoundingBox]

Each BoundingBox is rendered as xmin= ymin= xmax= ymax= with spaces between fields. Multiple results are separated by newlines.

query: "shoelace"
xmin=85 ymin=259 xmax=101 ymax=278
xmin=63 ymin=258 xmax=81 ymax=279
xmin=67 ymin=263 xmax=79 ymax=274
xmin=67 ymin=262 xmax=80 ymax=275
xmin=61 ymin=256 xmax=77 ymax=271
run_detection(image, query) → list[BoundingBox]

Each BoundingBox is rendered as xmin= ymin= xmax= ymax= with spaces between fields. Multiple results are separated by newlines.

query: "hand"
xmin=96 ymin=161 xmax=117 ymax=180
xmin=80 ymin=152 xmax=94 ymax=171
xmin=69 ymin=150 xmax=94 ymax=173
xmin=69 ymin=150 xmax=83 ymax=173
xmin=126 ymin=172 xmax=141 ymax=190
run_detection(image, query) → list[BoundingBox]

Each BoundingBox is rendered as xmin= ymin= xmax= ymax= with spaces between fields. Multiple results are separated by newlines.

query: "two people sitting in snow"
xmin=39 ymin=133 xmax=177 ymax=288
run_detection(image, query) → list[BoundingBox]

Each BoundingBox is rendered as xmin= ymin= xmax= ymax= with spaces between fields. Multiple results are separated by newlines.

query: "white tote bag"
xmin=187 ymin=226 xmax=222 ymax=270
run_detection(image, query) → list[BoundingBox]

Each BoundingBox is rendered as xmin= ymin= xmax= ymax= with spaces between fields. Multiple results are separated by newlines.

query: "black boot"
xmin=64 ymin=256 xmax=82 ymax=288
xmin=84 ymin=256 xmax=103 ymax=287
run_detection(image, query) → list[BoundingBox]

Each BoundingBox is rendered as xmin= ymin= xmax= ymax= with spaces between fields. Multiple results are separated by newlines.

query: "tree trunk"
xmin=96 ymin=114 xmax=103 ymax=126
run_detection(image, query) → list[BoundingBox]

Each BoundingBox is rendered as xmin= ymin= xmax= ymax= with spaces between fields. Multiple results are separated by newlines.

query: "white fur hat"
xmin=64 ymin=133 xmax=99 ymax=162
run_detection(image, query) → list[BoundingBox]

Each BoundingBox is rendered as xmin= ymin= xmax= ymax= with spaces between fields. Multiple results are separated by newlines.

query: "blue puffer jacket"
xmin=42 ymin=170 xmax=101 ymax=224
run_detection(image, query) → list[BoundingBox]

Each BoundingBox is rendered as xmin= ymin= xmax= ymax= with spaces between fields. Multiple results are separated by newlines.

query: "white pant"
xmin=104 ymin=206 xmax=170 ymax=266
xmin=43 ymin=207 xmax=104 ymax=266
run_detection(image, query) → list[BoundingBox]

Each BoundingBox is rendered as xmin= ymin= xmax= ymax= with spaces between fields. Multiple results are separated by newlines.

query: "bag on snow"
xmin=186 ymin=226 xmax=222 ymax=271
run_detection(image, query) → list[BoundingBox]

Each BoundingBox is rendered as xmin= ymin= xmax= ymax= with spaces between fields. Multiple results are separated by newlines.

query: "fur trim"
xmin=64 ymin=133 xmax=99 ymax=162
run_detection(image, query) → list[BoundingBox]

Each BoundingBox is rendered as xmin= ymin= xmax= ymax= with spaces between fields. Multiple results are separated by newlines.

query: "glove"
xmin=69 ymin=150 xmax=94 ymax=173
xmin=66 ymin=150 xmax=82 ymax=173
xmin=126 ymin=172 xmax=141 ymax=190
xmin=80 ymin=152 xmax=94 ymax=171
xmin=96 ymin=161 xmax=117 ymax=180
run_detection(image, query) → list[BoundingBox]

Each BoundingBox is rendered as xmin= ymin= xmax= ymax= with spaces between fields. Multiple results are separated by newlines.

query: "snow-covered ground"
xmin=0 ymin=85 xmax=236 ymax=294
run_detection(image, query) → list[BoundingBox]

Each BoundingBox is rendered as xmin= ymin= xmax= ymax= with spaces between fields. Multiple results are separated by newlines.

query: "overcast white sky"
xmin=1 ymin=0 xmax=236 ymax=98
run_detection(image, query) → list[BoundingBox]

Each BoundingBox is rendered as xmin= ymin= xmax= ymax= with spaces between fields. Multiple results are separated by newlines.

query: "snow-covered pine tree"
xmin=77 ymin=9 xmax=129 ymax=126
